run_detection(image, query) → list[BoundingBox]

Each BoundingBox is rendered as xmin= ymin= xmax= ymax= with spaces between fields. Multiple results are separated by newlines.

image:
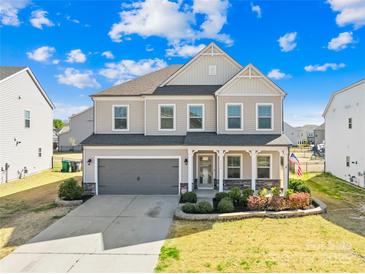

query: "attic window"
xmin=208 ymin=65 xmax=217 ymax=76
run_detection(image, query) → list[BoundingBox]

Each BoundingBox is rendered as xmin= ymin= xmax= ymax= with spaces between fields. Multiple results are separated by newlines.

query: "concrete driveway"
xmin=0 ymin=195 xmax=179 ymax=273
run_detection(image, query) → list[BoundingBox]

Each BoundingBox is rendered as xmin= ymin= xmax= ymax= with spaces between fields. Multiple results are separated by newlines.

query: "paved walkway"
xmin=0 ymin=195 xmax=179 ymax=273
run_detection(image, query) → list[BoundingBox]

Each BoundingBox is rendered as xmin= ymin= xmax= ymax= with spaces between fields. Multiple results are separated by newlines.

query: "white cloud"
xmin=53 ymin=103 xmax=90 ymax=120
xmin=101 ymin=51 xmax=114 ymax=59
xmin=145 ymin=44 xmax=154 ymax=52
xmin=327 ymin=31 xmax=354 ymax=51
xmin=65 ymin=15 xmax=80 ymax=24
xmin=251 ymin=3 xmax=262 ymax=18
xmin=304 ymin=63 xmax=346 ymax=72
xmin=166 ymin=43 xmax=205 ymax=58
xmin=99 ymin=58 xmax=167 ymax=85
xmin=108 ymin=0 xmax=232 ymax=46
xmin=327 ymin=0 xmax=365 ymax=29
xmin=52 ymin=59 xmax=60 ymax=64
xmin=56 ymin=68 xmax=100 ymax=89
xmin=27 ymin=46 xmax=55 ymax=62
xmin=267 ymin=69 xmax=290 ymax=80
xmin=30 ymin=10 xmax=54 ymax=29
xmin=0 ymin=0 xmax=29 ymax=26
xmin=278 ymin=32 xmax=297 ymax=52
xmin=66 ymin=49 xmax=86 ymax=63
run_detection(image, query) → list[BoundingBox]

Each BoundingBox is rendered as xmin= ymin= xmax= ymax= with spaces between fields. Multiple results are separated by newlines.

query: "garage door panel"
xmin=98 ymin=159 xmax=179 ymax=195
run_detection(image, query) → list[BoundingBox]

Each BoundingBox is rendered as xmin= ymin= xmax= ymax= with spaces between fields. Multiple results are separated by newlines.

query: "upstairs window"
xmin=257 ymin=155 xmax=271 ymax=179
xmin=257 ymin=104 xmax=273 ymax=130
xmin=188 ymin=104 xmax=204 ymax=130
xmin=159 ymin=104 xmax=175 ymax=130
xmin=113 ymin=105 xmax=129 ymax=131
xmin=346 ymin=156 xmax=350 ymax=167
xmin=24 ymin=110 xmax=30 ymax=128
xmin=226 ymin=103 xmax=243 ymax=130
xmin=226 ymin=155 xmax=241 ymax=179
xmin=348 ymin=118 xmax=352 ymax=129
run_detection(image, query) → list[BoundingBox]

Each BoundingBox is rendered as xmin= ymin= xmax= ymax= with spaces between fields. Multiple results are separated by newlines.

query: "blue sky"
xmin=1 ymin=0 xmax=364 ymax=126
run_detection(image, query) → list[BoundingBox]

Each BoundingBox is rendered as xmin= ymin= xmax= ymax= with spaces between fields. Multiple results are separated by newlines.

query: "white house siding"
xmin=0 ymin=70 xmax=53 ymax=183
xmin=325 ymin=82 xmax=365 ymax=188
xmin=59 ymin=107 xmax=93 ymax=151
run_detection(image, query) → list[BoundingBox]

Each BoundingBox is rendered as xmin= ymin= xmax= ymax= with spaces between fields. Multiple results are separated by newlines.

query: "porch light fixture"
xmin=184 ymin=158 xmax=188 ymax=165
xmin=87 ymin=159 xmax=92 ymax=165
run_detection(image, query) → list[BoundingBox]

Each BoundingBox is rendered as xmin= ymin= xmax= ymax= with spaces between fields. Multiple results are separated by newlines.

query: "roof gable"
xmin=215 ymin=64 xmax=286 ymax=96
xmin=161 ymin=42 xmax=242 ymax=86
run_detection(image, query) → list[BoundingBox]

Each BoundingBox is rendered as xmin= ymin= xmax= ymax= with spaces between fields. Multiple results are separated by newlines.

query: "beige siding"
xmin=59 ymin=107 xmax=93 ymax=148
xmin=0 ymin=71 xmax=53 ymax=183
xmin=145 ymin=97 xmax=216 ymax=135
xmin=168 ymin=55 xmax=240 ymax=85
xmin=95 ymin=99 xmax=144 ymax=134
xmin=217 ymin=96 xmax=282 ymax=134
xmin=220 ymin=77 xmax=280 ymax=96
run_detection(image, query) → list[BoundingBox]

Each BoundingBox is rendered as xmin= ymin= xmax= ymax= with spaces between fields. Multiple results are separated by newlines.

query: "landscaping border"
xmin=174 ymin=198 xmax=327 ymax=221
xmin=55 ymin=197 xmax=83 ymax=207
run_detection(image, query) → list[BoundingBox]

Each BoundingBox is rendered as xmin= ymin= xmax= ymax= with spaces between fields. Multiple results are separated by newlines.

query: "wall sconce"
xmin=14 ymin=138 xmax=21 ymax=146
xmin=184 ymin=158 xmax=188 ymax=165
xmin=87 ymin=159 xmax=92 ymax=165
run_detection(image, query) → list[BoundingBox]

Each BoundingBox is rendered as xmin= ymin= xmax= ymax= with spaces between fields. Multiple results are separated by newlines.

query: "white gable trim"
xmin=215 ymin=64 xmax=286 ymax=96
xmin=160 ymin=42 xmax=242 ymax=86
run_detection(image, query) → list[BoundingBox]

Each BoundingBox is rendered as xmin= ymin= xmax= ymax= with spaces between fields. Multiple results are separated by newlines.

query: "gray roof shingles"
xmin=0 ymin=66 xmax=26 ymax=81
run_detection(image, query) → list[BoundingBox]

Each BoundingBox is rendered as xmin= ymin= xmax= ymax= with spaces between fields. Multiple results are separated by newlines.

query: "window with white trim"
xmin=188 ymin=104 xmax=204 ymax=130
xmin=257 ymin=155 xmax=271 ymax=179
xmin=257 ymin=104 xmax=272 ymax=130
xmin=113 ymin=105 xmax=128 ymax=130
xmin=24 ymin=110 xmax=30 ymax=128
xmin=226 ymin=104 xmax=242 ymax=129
xmin=159 ymin=104 xmax=175 ymax=130
xmin=227 ymin=155 xmax=241 ymax=179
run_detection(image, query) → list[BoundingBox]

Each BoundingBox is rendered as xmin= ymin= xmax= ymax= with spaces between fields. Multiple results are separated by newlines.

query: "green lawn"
xmin=156 ymin=173 xmax=365 ymax=272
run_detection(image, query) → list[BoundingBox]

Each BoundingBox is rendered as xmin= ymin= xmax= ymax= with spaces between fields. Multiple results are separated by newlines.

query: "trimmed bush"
xmin=258 ymin=188 xmax=269 ymax=197
xmin=267 ymin=196 xmax=288 ymax=211
xmin=247 ymin=196 xmax=267 ymax=211
xmin=217 ymin=197 xmax=235 ymax=213
xmin=289 ymin=179 xmax=311 ymax=193
xmin=195 ymin=201 xmax=214 ymax=214
xmin=215 ymin=192 xmax=229 ymax=202
xmin=228 ymin=187 xmax=242 ymax=206
xmin=285 ymin=188 xmax=294 ymax=198
xmin=288 ymin=192 xmax=311 ymax=209
xmin=271 ymin=186 xmax=280 ymax=197
xmin=182 ymin=202 xmax=196 ymax=213
xmin=58 ymin=178 xmax=83 ymax=201
xmin=240 ymin=188 xmax=254 ymax=207
xmin=180 ymin=192 xmax=197 ymax=203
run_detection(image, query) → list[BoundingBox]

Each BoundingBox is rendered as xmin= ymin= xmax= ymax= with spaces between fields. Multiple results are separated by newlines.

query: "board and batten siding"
xmin=0 ymin=70 xmax=53 ymax=183
xmin=217 ymin=96 xmax=282 ymax=134
xmin=145 ymin=97 xmax=216 ymax=135
xmin=94 ymin=98 xmax=144 ymax=134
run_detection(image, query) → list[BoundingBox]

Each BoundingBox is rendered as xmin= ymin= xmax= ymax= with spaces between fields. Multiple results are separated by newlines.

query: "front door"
xmin=198 ymin=155 xmax=213 ymax=188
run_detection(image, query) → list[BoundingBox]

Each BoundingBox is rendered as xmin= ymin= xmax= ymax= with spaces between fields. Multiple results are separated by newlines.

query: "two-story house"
xmin=81 ymin=43 xmax=292 ymax=195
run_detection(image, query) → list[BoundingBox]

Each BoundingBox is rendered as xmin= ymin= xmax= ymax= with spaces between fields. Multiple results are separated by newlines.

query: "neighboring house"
xmin=284 ymin=122 xmax=318 ymax=145
xmin=323 ymin=79 xmax=365 ymax=188
xmin=0 ymin=66 xmax=54 ymax=183
xmin=81 ymin=42 xmax=292 ymax=195
xmin=58 ymin=107 xmax=93 ymax=152
xmin=314 ymin=123 xmax=325 ymax=145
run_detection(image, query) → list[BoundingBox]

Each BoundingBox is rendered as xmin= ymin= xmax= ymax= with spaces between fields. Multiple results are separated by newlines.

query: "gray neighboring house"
xmin=314 ymin=123 xmax=325 ymax=145
xmin=58 ymin=107 xmax=93 ymax=152
xmin=284 ymin=122 xmax=318 ymax=145
xmin=81 ymin=42 xmax=292 ymax=196
xmin=0 ymin=66 xmax=54 ymax=183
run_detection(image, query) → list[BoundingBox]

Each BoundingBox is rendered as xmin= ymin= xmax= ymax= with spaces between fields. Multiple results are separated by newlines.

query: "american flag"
xmin=290 ymin=153 xmax=302 ymax=177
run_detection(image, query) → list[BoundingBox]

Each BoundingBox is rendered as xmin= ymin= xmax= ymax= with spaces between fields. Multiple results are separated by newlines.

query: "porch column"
xmin=250 ymin=150 xmax=257 ymax=191
xmin=217 ymin=150 xmax=225 ymax=192
xmin=187 ymin=148 xmax=194 ymax=192
xmin=283 ymin=148 xmax=289 ymax=192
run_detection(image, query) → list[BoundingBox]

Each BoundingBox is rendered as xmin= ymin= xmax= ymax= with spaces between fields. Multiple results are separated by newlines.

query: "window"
xmin=227 ymin=155 xmax=241 ymax=179
xmin=208 ymin=65 xmax=217 ymax=76
xmin=188 ymin=104 xmax=204 ymax=130
xmin=346 ymin=156 xmax=350 ymax=167
xmin=113 ymin=105 xmax=128 ymax=130
xmin=226 ymin=103 xmax=242 ymax=130
xmin=159 ymin=104 xmax=175 ymax=130
xmin=24 ymin=110 xmax=30 ymax=128
xmin=38 ymin=148 xmax=42 ymax=157
xmin=257 ymin=155 xmax=271 ymax=179
xmin=348 ymin=118 xmax=352 ymax=129
xmin=257 ymin=104 xmax=273 ymax=130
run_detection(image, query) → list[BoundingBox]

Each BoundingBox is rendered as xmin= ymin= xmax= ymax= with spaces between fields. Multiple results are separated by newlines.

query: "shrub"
xmin=58 ymin=178 xmax=83 ymax=201
xmin=288 ymin=192 xmax=311 ymax=210
xmin=271 ymin=186 xmax=280 ymax=197
xmin=215 ymin=192 xmax=229 ymax=202
xmin=180 ymin=192 xmax=197 ymax=203
xmin=182 ymin=202 xmax=195 ymax=213
xmin=247 ymin=196 xmax=267 ymax=211
xmin=240 ymin=188 xmax=254 ymax=207
xmin=217 ymin=197 xmax=235 ymax=213
xmin=267 ymin=196 xmax=288 ymax=211
xmin=285 ymin=188 xmax=294 ymax=198
xmin=259 ymin=188 xmax=269 ymax=197
xmin=195 ymin=201 xmax=213 ymax=214
xmin=228 ymin=187 xmax=241 ymax=206
xmin=289 ymin=179 xmax=311 ymax=193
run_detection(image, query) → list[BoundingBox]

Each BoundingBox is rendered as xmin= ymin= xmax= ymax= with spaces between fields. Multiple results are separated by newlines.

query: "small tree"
xmin=53 ymin=119 xmax=64 ymax=129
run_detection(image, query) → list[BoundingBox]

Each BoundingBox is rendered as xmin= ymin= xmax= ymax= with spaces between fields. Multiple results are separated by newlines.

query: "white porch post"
xmin=250 ymin=150 xmax=257 ymax=191
xmin=218 ymin=150 xmax=225 ymax=192
xmin=283 ymin=149 xmax=289 ymax=192
xmin=188 ymin=148 xmax=194 ymax=192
